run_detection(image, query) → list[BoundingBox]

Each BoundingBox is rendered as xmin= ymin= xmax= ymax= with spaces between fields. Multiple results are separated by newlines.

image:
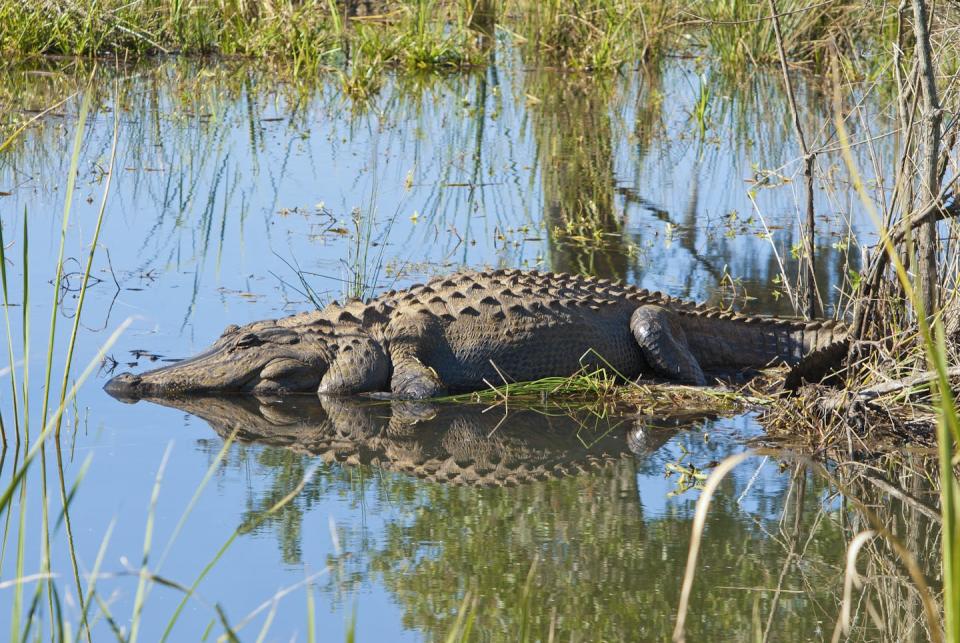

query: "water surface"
xmin=0 ymin=55 xmax=938 ymax=641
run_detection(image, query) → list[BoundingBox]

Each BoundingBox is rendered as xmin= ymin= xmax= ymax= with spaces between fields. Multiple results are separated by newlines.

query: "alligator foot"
xmin=391 ymin=357 xmax=447 ymax=400
xmin=631 ymin=305 xmax=707 ymax=385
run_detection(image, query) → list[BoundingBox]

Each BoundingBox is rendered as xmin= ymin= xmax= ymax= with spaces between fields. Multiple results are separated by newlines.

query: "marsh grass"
xmin=0 ymin=0 xmax=910 ymax=77
xmin=735 ymin=46 xmax=960 ymax=643
xmin=0 ymin=88 xmax=332 ymax=640
xmin=0 ymin=89 xmax=129 ymax=641
xmin=442 ymin=350 xmax=750 ymax=422
xmin=693 ymin=0 xmax=862 ymax=70
xmin=837 ymin=129 xmax=960 ymax=643
xmin=0 ymin=0 xmax=487 ymax=77
xmin=674 ymin=443 xmax=953 ymax=641
xmin=507 ymin=0 xmax=673 ymax=70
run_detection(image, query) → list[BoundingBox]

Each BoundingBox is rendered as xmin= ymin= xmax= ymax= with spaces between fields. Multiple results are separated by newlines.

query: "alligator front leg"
xmin=317 ymin=339 xmax=390 ymax=395
xmin=384 ymin=314 xmax=448 ymax=400
xmin=630 ymin=305 xmax=707 ymax=385
xmin=389 ymin=349 xmax=446 ymax=399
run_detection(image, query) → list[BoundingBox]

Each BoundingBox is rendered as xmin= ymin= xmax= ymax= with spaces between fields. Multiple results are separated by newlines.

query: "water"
xmin=0 ymin=56 xmax=940 ymax=640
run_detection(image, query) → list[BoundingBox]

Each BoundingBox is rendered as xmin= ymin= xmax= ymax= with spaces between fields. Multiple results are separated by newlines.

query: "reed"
xmin=0 ymin=0 xmax=901 ymax=75
xmin=0 ymin=86 xmax=324 ymax=640
xmin=694 ymin=0 xmax=863 ymax=70
xmin=746 ymin=41 xmax=960 ymax=640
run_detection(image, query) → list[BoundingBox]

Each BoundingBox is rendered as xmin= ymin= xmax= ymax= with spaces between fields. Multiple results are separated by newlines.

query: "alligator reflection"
xmin=144 ymin=395 xmax=938 ymax=641
xmin=145 ymin=395 xmax=697 ymax=486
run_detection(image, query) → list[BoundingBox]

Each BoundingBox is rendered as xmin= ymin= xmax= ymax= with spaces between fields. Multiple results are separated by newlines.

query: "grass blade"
xmin=129 ymin=443 xmax=173 ymax=643
xmin=159 ymin=465 xmax=320 ymax=642
xmin=673 ymin=452 xmax=750 ymax=642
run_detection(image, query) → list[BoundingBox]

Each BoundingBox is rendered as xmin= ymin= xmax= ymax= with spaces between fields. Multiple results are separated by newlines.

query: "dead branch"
xmin=849 ymin=365 xmax=960 ymax=401
xmin=910 ymin=0 xmax=943 ymax=319
xmin=767 ymin=0 xmax=819 ymax=319
xmin=851 ymin=187 xmax=959 ymax=341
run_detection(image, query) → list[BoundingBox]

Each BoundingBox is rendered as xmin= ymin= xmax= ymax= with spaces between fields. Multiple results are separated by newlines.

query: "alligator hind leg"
xmin=630 ymin=305 xmax=706 ymax=385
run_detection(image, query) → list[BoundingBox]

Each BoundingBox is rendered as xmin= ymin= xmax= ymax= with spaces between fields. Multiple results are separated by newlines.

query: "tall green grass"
xmin=0 ymin=86 xmax=327 ymax=641
xmin=509 ymin=0 xmax=674 ymax=69
xmin=696 ymin=0 xmax=859 ymax=70
xmin=0 ymin=0 xmax=484 ymax=77
xmin=0 ymin=0 xmax=895 ymax=76
xmin=833 ymin=99 xmax=958 ymax=641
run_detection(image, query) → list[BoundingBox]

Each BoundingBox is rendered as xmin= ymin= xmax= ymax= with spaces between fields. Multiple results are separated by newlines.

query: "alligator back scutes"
xmin=411 ymin=269 xmax=845 ymax=333
xmin=315 ymin=443 xmax=627 ymax=487
xmin=281 ymin=269 xmax=846 ymax=359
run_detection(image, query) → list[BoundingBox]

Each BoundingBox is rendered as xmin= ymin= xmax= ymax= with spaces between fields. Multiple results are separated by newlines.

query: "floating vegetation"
xmin=443 ymin=361 xmax=752 ymax=422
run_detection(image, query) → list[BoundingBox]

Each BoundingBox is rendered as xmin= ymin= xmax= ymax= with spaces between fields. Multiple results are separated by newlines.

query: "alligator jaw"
xmin=103 ymin=372 xmax=148 ymax=403
xmin=102 ymin=345 xmax=259 ymax=401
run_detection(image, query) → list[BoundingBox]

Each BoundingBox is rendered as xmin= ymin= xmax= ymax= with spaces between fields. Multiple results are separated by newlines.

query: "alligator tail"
xmin=783 ymin=338 xmax=850 ymax=390
xmin=678 ymin=310 xmax=847 ymax=371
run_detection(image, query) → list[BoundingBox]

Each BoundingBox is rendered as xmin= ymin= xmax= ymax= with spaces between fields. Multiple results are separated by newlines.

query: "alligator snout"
xmin=103 ymin=372 xmax=146 ymax=403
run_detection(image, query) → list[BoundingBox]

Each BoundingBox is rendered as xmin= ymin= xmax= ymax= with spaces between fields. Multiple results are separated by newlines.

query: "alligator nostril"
xmin=103 ymin=372 xmax=146 ymax=403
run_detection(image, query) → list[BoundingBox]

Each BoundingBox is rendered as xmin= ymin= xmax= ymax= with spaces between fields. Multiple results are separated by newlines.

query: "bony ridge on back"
xmin=104 ymin=268 xmax=847 ymax=401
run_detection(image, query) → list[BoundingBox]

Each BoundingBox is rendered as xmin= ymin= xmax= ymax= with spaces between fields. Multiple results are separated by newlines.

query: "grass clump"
xmin=347 ymin=1 xmax=487 ymax=76
xmin=693 ymin=0 xmax=862 ymax=70
xmin=509 ymin=0 xmax=677 ymax=70
xmin=0 ymin=0 xmax=487 ymax=77
xmin=443 ymin=359 xmax=750 ymax=421
xmin=0 ymin=0 xmax=915 ymax=77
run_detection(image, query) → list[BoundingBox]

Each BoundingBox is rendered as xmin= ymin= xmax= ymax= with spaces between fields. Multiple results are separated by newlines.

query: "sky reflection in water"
xmin=0 ymin=57 xmax=936 ymax=641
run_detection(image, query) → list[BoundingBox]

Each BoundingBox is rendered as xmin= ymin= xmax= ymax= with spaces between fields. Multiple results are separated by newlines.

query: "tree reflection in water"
xmin=174 ymin=395 xmax=939 ymax=641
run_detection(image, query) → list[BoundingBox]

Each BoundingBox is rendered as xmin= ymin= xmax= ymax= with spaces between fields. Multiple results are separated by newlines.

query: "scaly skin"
xmin=104 ymin=269 xmax=847 ymax=400
xmin=128 ymin=395 xmax=699 ymax=487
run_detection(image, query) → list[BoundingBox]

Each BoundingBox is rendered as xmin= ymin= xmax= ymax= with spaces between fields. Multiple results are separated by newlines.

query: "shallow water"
xmin=0 ymin=56 xmax=940 ymax=640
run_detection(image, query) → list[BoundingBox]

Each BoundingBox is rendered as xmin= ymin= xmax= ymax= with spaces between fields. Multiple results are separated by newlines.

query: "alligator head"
xmin=103 ymin=312 xmax=387 ymax=401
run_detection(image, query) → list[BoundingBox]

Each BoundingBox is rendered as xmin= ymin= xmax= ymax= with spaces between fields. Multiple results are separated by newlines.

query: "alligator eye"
xmin=221 ymin=324 xmax=241 ymax=337
xmin=235 ymin=333 xmax=263 ymax=348
xmin=259 ymin=329 xmax=300 ymax=345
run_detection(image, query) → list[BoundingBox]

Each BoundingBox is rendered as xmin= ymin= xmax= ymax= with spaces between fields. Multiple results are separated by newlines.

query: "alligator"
xmin=104 ymin=268 xmax=847 ymax=400
xmin=130 ymin=395 xmax=700 ymax=486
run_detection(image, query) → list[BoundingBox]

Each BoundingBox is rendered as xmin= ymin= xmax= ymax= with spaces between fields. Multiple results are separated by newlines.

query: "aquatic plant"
xmin=0 ymin=85 xmax=328 ymax=642
xmin=0 ymin=0 xmax=918 ymax=76
xmin=693 ymin=0 xmax=866 ymax=70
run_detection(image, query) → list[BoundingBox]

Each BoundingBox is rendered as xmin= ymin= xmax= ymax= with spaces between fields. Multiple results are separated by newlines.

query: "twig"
xmin=858 ymin=473 xmax=942 ymax=523
xmin=767 ymin=0 xmax=819 ymax=318
xmin=849 ymin=365 xmax=960 ymax=401
xmin=910 ymin=0 xmax=943 ymax=319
